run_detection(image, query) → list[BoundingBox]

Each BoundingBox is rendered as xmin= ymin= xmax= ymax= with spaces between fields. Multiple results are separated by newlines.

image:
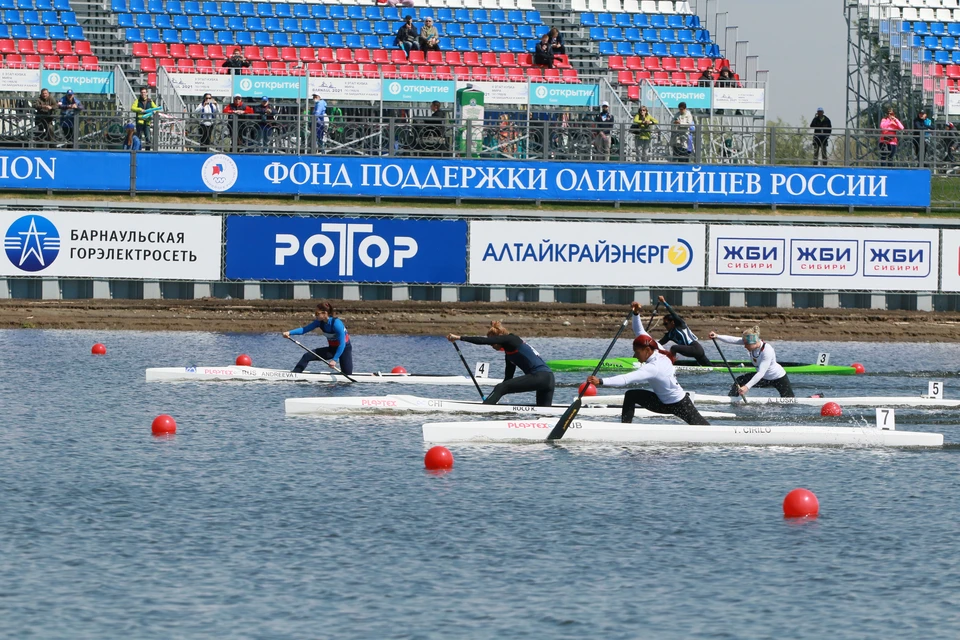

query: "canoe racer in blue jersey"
xmin=282 ymin=301 xmax=353 ymax=374
xmin=447 ymin=320 xmax=555 ymax=406
xmin=656 ymin=295 xmax=713 ymax=366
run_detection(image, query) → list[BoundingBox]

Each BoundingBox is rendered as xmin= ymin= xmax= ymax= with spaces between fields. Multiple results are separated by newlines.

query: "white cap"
xmin=601 ymin=101 xmax=609 ymax=106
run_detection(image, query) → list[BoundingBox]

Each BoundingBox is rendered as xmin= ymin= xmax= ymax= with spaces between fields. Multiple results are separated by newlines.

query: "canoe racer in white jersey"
xmin=586 ymin=332 xmax=710 ymax=425
xmin=709 ymin=326 xmax=794 ymax=398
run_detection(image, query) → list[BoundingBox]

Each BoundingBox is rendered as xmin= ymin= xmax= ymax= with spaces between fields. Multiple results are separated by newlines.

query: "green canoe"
xmin=546 ymin=357 xmax=861 ymax=375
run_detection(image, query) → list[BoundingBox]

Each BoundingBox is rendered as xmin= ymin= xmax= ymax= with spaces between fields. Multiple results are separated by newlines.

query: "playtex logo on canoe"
xmin=468 ymin=220 xmax=705 ymax=287
xmin=3 ymin=214 xmax=61 ymax=272
xmin=225 ymin=215 xmax=467 ymax=283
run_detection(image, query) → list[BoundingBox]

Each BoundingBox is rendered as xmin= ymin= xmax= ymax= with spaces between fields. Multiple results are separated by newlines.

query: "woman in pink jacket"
xmin=879 ymin=108 xmax=905 ymax=167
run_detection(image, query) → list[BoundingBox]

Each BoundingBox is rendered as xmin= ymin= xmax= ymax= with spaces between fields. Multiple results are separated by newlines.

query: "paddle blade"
xmin=547 ymin=398 xmax=582 ymax=440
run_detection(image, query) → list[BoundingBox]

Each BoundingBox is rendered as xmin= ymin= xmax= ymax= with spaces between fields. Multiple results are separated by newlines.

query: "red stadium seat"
xmin=608 ymin=55 xmax=625 ymax=70
xmin=0 ymin=39 xmax=15 ymax=54
xmin=335 ymin=47 xmax=352 ymax=62
xmin=55 ymin=40 xmax=72 ymax=55
xmin=500 ymin=52 xmax=517 ymax=67
xmin=262 ymin=46 xmax=280 ymax=62
xmin=354 ymin=49 xmax=371 ymax=64
xmin=489 ymin=66 xmax=506 ymax=80
xmin=407 ymin=49 xmax=425 ymax=64
xmin=626 ymin=56 xmax=643 ymax=71
xmin=635 ymin=70 xmax=652 ymax=83
xmin=24 ymin=54 xmax=41 ymax=68
xmin=561 ymin=68 xmax=578 ymax=83
xmin=306 ymin=61 xmax=323 ymax=73
xmin=42 ymin=55 xmax=61 ymax=69
xmin=17 ymin=40 xmax=35 ymax=54
xmin=617 ymin=70 xmax=636 ymax=85
xmin=947 ymin=64 xmax=960 ymax=79
xmin=525 ymin=67 xmax=542 ymax=79
xmin=316 ymin=47 xmax=334 ymax=63
xmin=4 ymin=53 xmax=23 ymax=68
xmin=343 ymin=62 xmax=361 ymax=76
xmin=480 ymin=51 xmax=497 ymax=67
xmin=517 ymin=53 xmax=533 ymax=67
xmin=371 ymin=49 xmax=389 ymax=63
xmin=169 ymin=43 xmax=187 ymax=58
xmin=298 ymin=47 xmax=316 ymax=62
xmin=679 ymin=57 xmax=697 ymax=72
xmin=269 ymin=61 xmax=287 ymax=73
xmin=463 ymin=51 xmax=480 ymax=66
xmin=150 ymin=43 xmax=168 ymax=58
xmin=158 ymin=57 xmax=174 ymax=69
xmin=670 ymin=71 xmax=689 ymax=85
xmin=661 ymin=57 xmax=678 ymax=72
xmin=81 ymin=55 xmax=99 ymax=70
xmin=452 ymin=65 xmax=468 ymax=78
xmin=652 ymin=70 xmax=670 ymax=85
xmin=139 ymin=57 xmax=158 ymax=72
xmin=642 ymin=56 xmax=660 ymax=70
xmin=471 ymin=66 xmax=487 ymax=80
xmin=208 ymin=45 xmax=226 ymax=60
xmin=36 ymin=40 xmax=54 ymax=55
xmin=627 ymin=85 xmax=640 ymax=101
xmin=554 ymin=54 xmax=571 ymax=69
xmin=280 ymin=46 xmax=297 ymax=62
xmin=434 ymin=65 xmax=452 ymax=80
xmin=195 ymin=58 xmax=213 ymax=72
xmin=445 ymin=51 xmax=462 ymax=66
xmin=543 ymin=68 xmax=560 ymax=82
xmin=425 ymin=50 xmax=443 ymax=65
xmin=381 ymin=63 xmax=398 ymax=78
xmin=390 ymin=49 xmax=407 ymax=64
xmin=75 ymin=41 xmax=92 ymax=56
xmin=177 ymin=58 xmax=194 ymax=71
xmin=416 ymin=65 xmax=434 ymax=79
xmin=61 ymin=54 xmax=79 ymax=69
xmin=187 ymin=43 xmax=205 ymax=59
xmin=397 ymin=64 xmax=415 ymax=78
xmin=362 ymin=63 xmax=379 ymax=77
xmin=147 ymin=72 xmax=157 ymax=87
xmin=507 ymin=67 xmax=524 ymax=81
xmin=243 ymin=46 xmax=261 ymax=61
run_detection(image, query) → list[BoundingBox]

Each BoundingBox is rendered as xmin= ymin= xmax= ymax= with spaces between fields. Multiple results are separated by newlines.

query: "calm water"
xmin=2 ymin=329 xmax=960 ymax=639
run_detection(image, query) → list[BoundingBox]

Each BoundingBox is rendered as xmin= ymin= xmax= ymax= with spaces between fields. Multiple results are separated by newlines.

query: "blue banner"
xmin=0 ymin=150 xmax=130 ymax=191
xmin=645 ymin=86 xmax=711 ymax=110
xmin=134 ymin=153 xmax=932 ymax=208
xmin=225 ymin=215 xmax=467 ymax=283
xmin=233 ymin=75 xmax=307 ymax=100
xmin=382 ymin=79 xmax=455 ymax=103
xmin=529 ymin=83 xmax=599 ymax=107
xmin=42 ymin=70 xmax=115 ymax=95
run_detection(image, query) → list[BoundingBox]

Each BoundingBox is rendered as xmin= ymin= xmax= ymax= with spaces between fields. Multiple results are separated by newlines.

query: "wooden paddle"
xmin=285 ymin=335 xmax=357 ymax=383
xmin=452 ymin=341 xmax=486 ymax=401
xmin=712 ymin=337 xmax=748 ymax=404
xmin=547 ymin=308 xmax=635 ymax=440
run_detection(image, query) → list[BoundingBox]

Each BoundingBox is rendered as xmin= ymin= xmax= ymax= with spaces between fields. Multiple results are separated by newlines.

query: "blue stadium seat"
xmin=472 ymin=9 xmax=487 ymax=22
xmin=597 ymin=12 xmax=614 ymax=27
xmin=265 ymin=16 xmax=280 ymax=31
xmin=182 ymin=0 xmax=198 ymax=14
xmin=112 ymin=0 xmax=126 ymax=11
xmin=660 ymin=28 xmax=677 ymax=43
xmin=129 ymin=0 xmax=145 ymax=11
xmin=207 ymin=15 xmax=225 ymax=29
xmin=181 ymin=29 xmax=197 ymax=43
xmin=932 ymin=22 xmax=946 ymax=37
xmin=29 ymin=24 xmax=45 ymax=37
xmin=651 ymin=42 xmax=668 ymax=56
xmin=220 ymin=1 xmax=236 ymax=16
xmin=437 ymin=7 xmax=452 ymax=23
xmin=677 ymin=29 xmax=694 ymax=43
xmin=235 ymin=30 xmax=251 ymax=44
xmin=345 ymin=33 xmax=361 ymax=48
xmin=40 ymin=9 xmax=55 ymax=23
xmin=156 ymin=13 xmax=174 ymax=27
xmin=923 ymin=48 xmax=934 ymax=62
xmin=118 ymin=12 xmax=134 ymax=27
xmin=52 ymin=0 xmax=67 ymax=9
xmin=650 ymin=14 xmax=666 ymax=28
xmin=615 ymin=13 xmax=631 ymax=28
xmin=949 ymin=22 xmax=960 ymax=37
xmin=500 ymin=24 xmax=515 ymax=38
xmin=328 ymin=5 xmax=344 ymax=19
xmin=444 ymin=21 xmax=461 ymax=36
xmin=463 ymin=22 xmax=479 ymax=37
xmin=124 ymin=27 xmax=141 ymax=40
xmin=346 ymin=5 xmax=362 ymax=20
xmin=936 ymin=49 xmax=950 ymax=64
xmin=3 ymin=9 xmax=21 ymax=23
xmin=687 ymin=43 xmax=703 ymax=57
xmin=362 ymin=34 xmax=379 ymax=48
xmin=47 ymin=23 xmax=63 ymax=38
xmin=10 ymin=23 xmax=27 ymax=37
xmin=454 ymin=8 xmax=470 ymax=22
xmin=135 ymin=13 xmax=151 ymax=27
xmin=944 ymin=35 xmax=957 ymax=50
xmin=472 ymin=37 xmax=488 ymax=52
xmin=142 ymin=26 xmax=160 ymax=41
xmin=481 ymin=23 xmax=497 ymax=38
xmin=22 ymin=10 xmax=39 ymax=24
xmin=438 ymin=35 xmax=450 ymax=49
xmin=60 ymin=10 xmax=76 ymax=24
xmin=633 ymin=14 xmax=648 ymax=27
xmin=597 ymin=41 xmax=614 ymax=56
xmin=216 ymin=30 xmax=234 ymax=43
xmin=667 ymin=14 xmax=683 ymax=29
xmin=35 ymin=0 xmax=51 ymax=8
xmin=17 ymin=0 xmax=31 ymax=8
xmin=507 ymin=9 xmax=523 ymax=24
xmin=507 ymin=38 xmax=524 ymax=53
xmin=669 ymin=43 xmax=686 ymax=57
xmin=293 ymin=3 xmax=309 ymax=19
xmin=924 ymin=35 xmax=940 ymax=50
xmin=201 ymin=1 xmax=216 ymax=15
xmin=706 ymin=43 xmax=720 ymax=57
xmin=282 ymin=17 xmax=298 ymax=31
xmin=146 ymin=0 xmax=161 ymax=12
xmin=226 ymin=16 xmax=242 ymax=30
xmin=338 ymin=19 xmax=355 ymax=34
xmin=363 ymin=5 xmax=380 ymax=20
xmin=198 ymin=29 xmax=214 ymax=43
xmin=914 ymin=21 xmax=929 ymax=35
xmin=490 ymin=9 xmax=505 ymax=23
xmin=253 ymin=30 xmax=269 ymax=45
xmin=953 ymin=50 xmax=960 ymax=63
xmin=453 ymin=36 xmax=469 ymax=50
xmin=290 ymin=32 xmax=306 ymax=46
xmin=685 ymin=14 xmax=700 ymax=28
xmin=270 ymin=31 xmax=288 ymax=45
xmin=526 ymin=11 xmax=542 ymax=25
xmin=301 ymin=18 xmax=317 ymax=32
xmin=161 ymin=27 xmax=178 ymax=42
xmin=642 ymin=28 xmax=658 ymax=42
xmin=608 ymin=27 xmax=624 ymax=41
xmin=245 ymin=16 xmax=262 ymax=30
xmin=356 ymin=19 xmax=371 ymax=35
xmin=695 ymin=28 xmax=711 ymax=43
xmin=490 ymin=38 xmax=506 ymax=52
xmin=382 ymin=6 xmax=398 ymax=20
xmin=165 ymin=0 xmax=181 ymax=13
xmin=323 ymin=32 xmax=341 ymax=47
xmin=237 ymin=2 xmax=253 ymax=17
xmin=318 ymin=18 xmax=334 ymax=33
xmin=634 ymin=41 xmax=651 ymax=56
xmin=190 ymin=15 xmax=205 ymax=28
xmin=625 ymin=27 xmax=640 ymax=42
xmin=615 ymin=41 xmax=631 ymax=55
xmin=255 ymin=2 xmax=271 ymax=17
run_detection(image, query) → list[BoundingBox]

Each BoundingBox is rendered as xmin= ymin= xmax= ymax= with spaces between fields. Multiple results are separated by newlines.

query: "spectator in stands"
xmin=58 ymin=89 xmax=83 ymax=142
xmin=419 ymin=17 xmax=440 ymax=52
xmin=716 ymin=66 xmax=737 ymax=87
xmin=879 ymin=107 xmax=905 ymax=167
xmin=312 ymin=93 xmax=328 ymax=152
xmin=944 ymin=122 xmax=960 ymax=164
xmin=671 ymin=102 xmax=695 ymax=162
xmin=123 ymin=122 xmax=141 ymax=151
xmin=534 ymin=33 xmax=554 ymax=68
xmin=497 ymin=113 xmax=519 ymax=158
xmin=631 ymin=105 xmax=657 ymax=162
xmin=224 ymin=93 xmax=253 ymax=150
xmin=810 ymin=107 xmax=832 ymax=166
xmin=395 ymin=16 xmax=420 ymax=57
xmin=254 ymin=96 xmax=276 ymax=147
xmin=696 ymin=68 xmax=713 ymax=88
xmin=593 ymin=101 xmax=614 ymax=161
xmin=222 ymin=48 xmax=251 ymax=71
xmin=131 ymin=87 xmax=158 ymax=151
xmin=33 ymin=87 xmax=57 ymax=144
xmin=912 ymin=108 xmax=934 ymax=165
xmin=195 ymin=93 xmax=219 ymax=151
xmin=547 ymin=27 xmax=565 ymax=56
xmin=419 ymin=100 xmax=446 ymax=153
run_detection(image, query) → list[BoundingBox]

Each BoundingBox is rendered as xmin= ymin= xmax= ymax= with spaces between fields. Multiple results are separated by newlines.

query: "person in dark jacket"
xmin=913 ymin=108 xmax=934 ymax=165
xmin=395 ymin=15 xmax=419 ymax=57
xmin=593 ymin=100 xmax=614 ymax=161
xmin=221 ymin=48 xmax=251 ymax=71
xmin=547 ymin=27 xmax=565 ymax=56
xmin=533 ymin=33 xmax=554 ymax=67
xmin=447 ymin=321 xmax=555 ymax=406
xmin=810 ymin=107 xmax=832 ymax=166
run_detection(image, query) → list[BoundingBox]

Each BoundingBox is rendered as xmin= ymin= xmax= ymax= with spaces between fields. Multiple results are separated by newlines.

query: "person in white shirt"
xmin=708 ymin=326 xmax=794 ymax=398
xmin=587 ymin=332 xmax=709 ymax=425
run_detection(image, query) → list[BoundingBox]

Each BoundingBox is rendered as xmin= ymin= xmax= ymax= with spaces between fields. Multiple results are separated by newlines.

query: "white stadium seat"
xmin=623 ymin=0 xmax=640 ymax=12
xmin=937 ymin=8 xmax=954 ymax=20
xmin=464 ymin=0 xmax=481 ymax=9
xmin=571 ymin=0 xmax=588 ymax=11
xmin=658 ymin=0 xmax=676 ymax=13
xmin=675 ymin=0 xmax=692 ymax=13
xmin=606 ymin=0 xmax=622 ymax=12
xmin=588 ymin=0 xmax=605 ymax=11
xmin=640 ymin=0 xmax=657 ymax=13
xmin=927 ymin=0 xmax=943 ymax=8
xmin=944 ymin=0 xmax=959 ymax=9
xmin=481 ymin=0 xmax=498 ymax=9
xmin=918 ymin=7 xmax=936 ymax=19
xmin=499 ymin=0 xmax=516 ymax=10
xmin=516 ymin=0 xmax=533 ymax=9
xmin=901 ymin=7 xmax=919 ymax=19
xmin=447 ymin=0 xmax=465 ymax=7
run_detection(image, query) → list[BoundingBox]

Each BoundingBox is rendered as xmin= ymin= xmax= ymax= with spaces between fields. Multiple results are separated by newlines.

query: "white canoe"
xmin=145 ymin=366 xmax=503 ymax=386
xmin=421 ymin=419 xmax=944 ymax=447
xmin=283 ymin=394 xmax=738 ymax=419
xmin=584 ymin=393 xmax=960 ymax=409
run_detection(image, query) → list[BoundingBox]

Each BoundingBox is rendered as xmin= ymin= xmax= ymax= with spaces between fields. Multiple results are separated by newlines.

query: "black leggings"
xmin=621 ymin=390 xmax=710 ymax=425
xmin=484 ymin=370 xmax=555 ymax=407
xmin=731 ymin=373 xmax=794 ymax=397
xmin=670 ymin=341 xmax=712 ymax=367
xmin=293 ymin=342 xmax=353 ymax=374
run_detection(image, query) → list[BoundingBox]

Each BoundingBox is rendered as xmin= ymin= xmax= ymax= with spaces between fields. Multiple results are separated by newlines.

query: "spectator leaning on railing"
xmin=58 ymin=89 xmax=83 ymax=141
xmin=123 ymin=122 xmax=141 ymax=151
xmin=810 ymin=107 xmax=832 ymax=166
xmin=593 ymin=101 xmax=614 ymax=161
xmin=631 ymin=104 xmax=657 ymax=162
xmin=33 ymin=87 xmax=57 ymax=142
xmin=195 ymin=93 xmax=219 ymax=151
xmin=879 ymin=107 xmax=905 ymax=167
xmin=131 ymin=87 xmax=159 ymax=151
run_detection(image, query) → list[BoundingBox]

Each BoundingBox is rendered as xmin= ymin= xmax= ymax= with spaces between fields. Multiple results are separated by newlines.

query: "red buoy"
xmin=578 ymin=382 xmax=597 ymax=396
xmin=783 ymin=488 xmax=819 ymax=518
xmin=236 ymin=354 xmax=252 ymax=366
xmin=820 ymin=401 xmax=842 ymax=417
xmin=424 ymin=446 xmax=454 ymax=470
xmin=91 ymin=343 xmax=106 ymax=355
xmin=852 ymin=363 xmax=866 ymax=374
xmin=151 ymin=414 xmax=177 ymax=436
xmin=392 ymin=366 xmax=408 ymax=374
